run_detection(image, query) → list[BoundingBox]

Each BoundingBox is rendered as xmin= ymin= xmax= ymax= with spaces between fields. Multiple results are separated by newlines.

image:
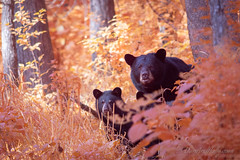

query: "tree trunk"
xmin=14 ymin=0 xmax=55 ymax=88
xmin=1 ymin=0 xmax=18 ymax=85
xmin=209 ymin=0 xmax=240 ymax=54
xmin=185 ymin=0 xmax=240 ymax=60
xmin=90 ymin=0 xmax=115 ymax=60
xmin=185 ymin=0 xmax=214 ymax=60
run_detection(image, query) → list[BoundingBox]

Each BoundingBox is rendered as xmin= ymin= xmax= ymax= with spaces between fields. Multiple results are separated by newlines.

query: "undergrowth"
xmin=1 ymin=0 xmax=239 ymax=159
xmin=1 ymin=50 xmax=239 ymax=159
xmin=128 ymin=51 xmax=240 ymax=159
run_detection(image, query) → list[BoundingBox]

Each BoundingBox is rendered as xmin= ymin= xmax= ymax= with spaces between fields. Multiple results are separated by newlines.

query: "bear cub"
xmin=93 ymin=87 xmax=132 ymax=140
xmin=93 ymin=87 xmax=127 ymax=118
xmin=93 ymin=87 xmax=162 ymax=158
xmin=125 ymin=48 xmax=192 ymax=102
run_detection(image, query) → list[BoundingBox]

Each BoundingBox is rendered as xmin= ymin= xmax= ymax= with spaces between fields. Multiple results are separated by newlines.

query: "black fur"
xmin=125 ymin=48 xmax=192 ymax=101
xmin=93 ymin=87 xmax=162 ymax=159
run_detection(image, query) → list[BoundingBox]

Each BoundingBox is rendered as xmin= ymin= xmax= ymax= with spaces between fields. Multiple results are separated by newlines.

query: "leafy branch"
xmin=12 ymin=0 xmax=47 ymax=86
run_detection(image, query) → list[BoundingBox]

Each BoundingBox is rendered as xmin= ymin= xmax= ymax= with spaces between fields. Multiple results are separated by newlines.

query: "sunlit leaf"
xmin=128 ymin=122 xmax=148 ymax=143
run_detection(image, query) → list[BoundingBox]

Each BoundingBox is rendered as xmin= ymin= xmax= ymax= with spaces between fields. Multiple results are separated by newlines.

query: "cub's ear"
xmin=93 ymin=89 xmax=103 ymax=99
xmin=124 ymin=54 xmax=136 ymax=66
xmin=136 ymin=91 xmax=146 ymax=100
xmin=155 ymin=48 xmax=166 ymax=62
xmin=112 ymin=87 xmax=122 ymax=97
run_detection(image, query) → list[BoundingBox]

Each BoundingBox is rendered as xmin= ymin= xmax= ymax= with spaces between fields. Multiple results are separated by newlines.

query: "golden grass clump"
xmin=0 ymin=72 xmax=127 ymax=159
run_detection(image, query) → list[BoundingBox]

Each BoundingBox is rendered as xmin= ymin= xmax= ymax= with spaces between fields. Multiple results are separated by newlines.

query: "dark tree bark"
xmin=14 ymin=0 xmax=55 ymax=88
xmin=1 ymin=0 xmax=18 ymax=85
xmin=90 ymin=0 xmax=115 ymax=38
xmin=185 ymin=0 xmax=214 ymax=60
xmin=209 ymin=0 xmax=240 ymax=54
xmin=90 ymin=0 xmax=115 ymax=60
xmin=185 ymin=0 xmax=240 ymax=60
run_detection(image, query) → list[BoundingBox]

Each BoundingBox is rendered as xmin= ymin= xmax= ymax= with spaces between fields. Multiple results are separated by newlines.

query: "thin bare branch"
xmin=146 ymin=0 xmax=177 ymax=31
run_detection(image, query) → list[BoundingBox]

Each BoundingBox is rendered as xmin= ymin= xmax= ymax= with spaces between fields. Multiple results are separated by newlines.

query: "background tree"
xmin=185 ymin=0 xmax=240 ymax=60
xmin=90 ymin=0 xmax=115 ymax=60
xmin=209 ymin=0 xmax=240 ymax=54
xmin=185 ymin=0 xmax=214 ymax=60
xmin=14 ymin=0 xmax=55 ymax=88
xmin=0 ymin=0 xmax=240 ymax=159
xmin=1 ymin=0 xmax=18 ymax=85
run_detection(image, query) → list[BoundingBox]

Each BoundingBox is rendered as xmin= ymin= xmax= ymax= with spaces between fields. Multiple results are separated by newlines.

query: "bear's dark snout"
xmin=141 ymin=71 xmax=149 ymax=80
xmin=102 ymin=101 xmax=113 ymax=115
xmin=140 ymin=68 xmax=154 ymax=85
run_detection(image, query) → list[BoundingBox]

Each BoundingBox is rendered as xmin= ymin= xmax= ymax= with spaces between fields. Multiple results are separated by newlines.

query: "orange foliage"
xmin=128 ymin=52 xmax=240 ymax=159
xmin=1 ymin=0 xmax=239 ymax=159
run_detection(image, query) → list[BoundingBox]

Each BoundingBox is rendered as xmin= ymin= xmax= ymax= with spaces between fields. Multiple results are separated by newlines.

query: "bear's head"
xmin=93 ymin=87 xmax=124 ymax=117
xmin=124 ymin=49 xmax=167 ymax=92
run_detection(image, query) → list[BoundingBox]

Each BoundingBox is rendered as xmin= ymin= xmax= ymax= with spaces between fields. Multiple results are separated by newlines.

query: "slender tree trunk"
xmin=2 ymin=0 xmax=18 ymax=85
xmin=14 ymin=0 xmax=55 ymax=88
xmin=185 ymin=0 xmax=214 ymax=60
xmin=185 ymin=0 xmax=240 ymax=60
xmin=209 ymin=0 xmax=240 ymax=54
xmin=90 ymin=0 xmax=115 ymax=38
xmin=90 ymin=0 xmax=115 ymax=60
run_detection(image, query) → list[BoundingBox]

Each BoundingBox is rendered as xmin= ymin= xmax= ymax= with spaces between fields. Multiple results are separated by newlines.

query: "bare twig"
xmin=64 ymin=0 xmax=77 ymax=18
xmin=72 ymin=98 xmax=99 ymax=119
xmin=47 ymin=0 xmax=77 ymax=18
xmin=146 ymin=0 xmax=177 ymax=31
xmin=48 ymin=0 xmax=58 ymax=7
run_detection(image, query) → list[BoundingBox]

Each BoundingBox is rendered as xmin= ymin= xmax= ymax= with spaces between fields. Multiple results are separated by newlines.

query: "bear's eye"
xmin=109 ymin=100 xmax=113 ymax=105
xmin=101 ymin=100 xmax=105 ymax=104
xmin=149 ymin=65 xmax=154 ymax=70
xmin=138 ymin=65 xmax=142 ymax=69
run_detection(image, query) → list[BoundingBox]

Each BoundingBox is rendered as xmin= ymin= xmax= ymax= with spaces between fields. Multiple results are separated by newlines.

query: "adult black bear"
xmin=125 ymin=48 xmax=192 ymax=101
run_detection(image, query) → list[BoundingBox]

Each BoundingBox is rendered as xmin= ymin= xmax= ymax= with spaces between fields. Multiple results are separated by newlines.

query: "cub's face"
xmin=93 ymin=87 xmax=122 ymax=116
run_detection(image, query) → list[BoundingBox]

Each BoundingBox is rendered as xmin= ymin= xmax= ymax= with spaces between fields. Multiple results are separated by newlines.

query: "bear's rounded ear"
xmin=136 ymin=91 xmax=146 ymax=100
xmin=93 ymin=89 xmax=103 ymax=99
xmin=155 ymin=48 xmax=166 ymax=62
xmin=124 ymin=54 xmax=136 ymax=66
xmin=112 ymin=87 xmax=122 ymax=97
